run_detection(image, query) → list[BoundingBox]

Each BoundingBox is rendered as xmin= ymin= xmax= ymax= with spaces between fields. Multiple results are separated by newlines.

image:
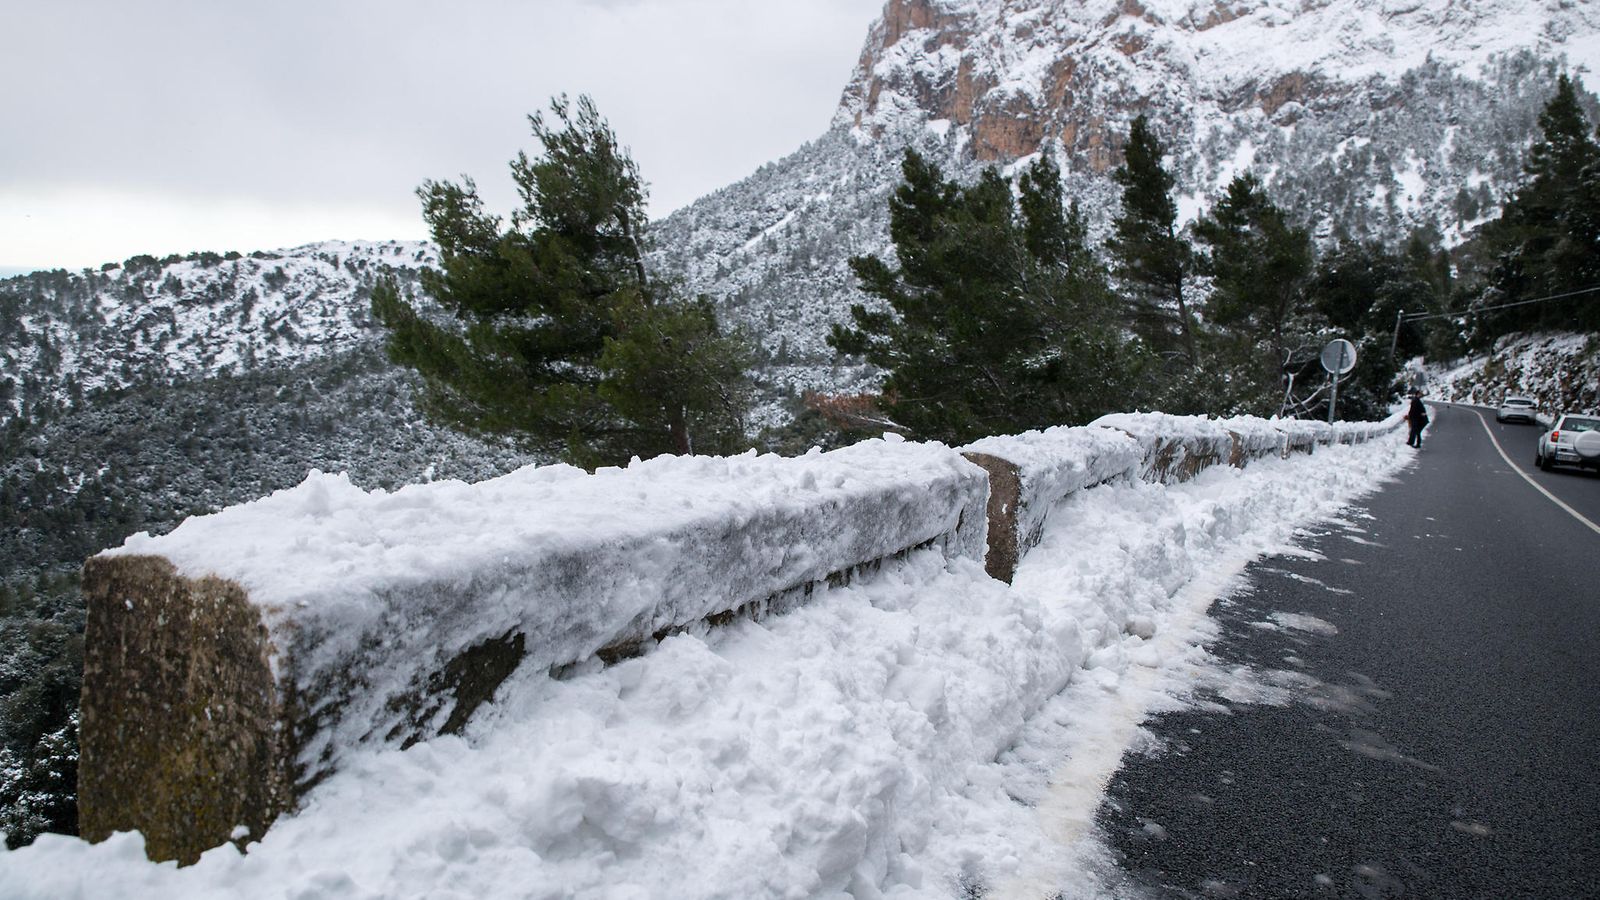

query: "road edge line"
xmin=1467 ymin=407 xmax=1600 ymax=537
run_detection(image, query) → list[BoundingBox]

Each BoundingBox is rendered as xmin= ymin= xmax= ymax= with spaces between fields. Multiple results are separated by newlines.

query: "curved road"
xmin=1097 ymin=403 xmax=1600 ymax=898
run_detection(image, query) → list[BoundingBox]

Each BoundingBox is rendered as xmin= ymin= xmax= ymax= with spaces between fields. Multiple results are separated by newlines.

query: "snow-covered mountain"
xmin=651 ymin=0 xmax=1600 ymax=400
xmin=0 ymin=240 xmax=435 ymax=426
xmin=8 ymin=1 xmax=1597 ymax=433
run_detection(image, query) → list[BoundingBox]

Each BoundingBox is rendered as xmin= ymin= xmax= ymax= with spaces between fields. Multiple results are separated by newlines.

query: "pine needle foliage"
xmin=373 ymin=96 xmax=749 ymax=468
xmin=1107 ymin=115 xmax=1199 ymax=367
xmin=1478 ymin=74 xmax=1600 ymax=335
xmin=830 ymin=150 xmax=1149 ymax=444
xmin=1193 ymin=173 xmax=1316 ymax=411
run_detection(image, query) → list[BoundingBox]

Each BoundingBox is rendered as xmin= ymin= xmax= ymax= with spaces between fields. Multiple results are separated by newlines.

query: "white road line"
xmin=1467 ymin=407 xmax=1600 ymax=537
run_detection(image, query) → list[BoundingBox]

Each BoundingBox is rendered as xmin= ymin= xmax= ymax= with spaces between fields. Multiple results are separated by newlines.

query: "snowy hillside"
xmin=1422 ymin=332 xmax=1600 ymax=413
xmin=652 ymin=0 xmax=1600 ymax=402
xmin=0 ymin=240 xmax=434 ymax=426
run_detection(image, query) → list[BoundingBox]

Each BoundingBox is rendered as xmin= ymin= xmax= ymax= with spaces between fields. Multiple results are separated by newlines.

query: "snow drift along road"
xmin=0 ymin=432 xmax=1410 ymax=899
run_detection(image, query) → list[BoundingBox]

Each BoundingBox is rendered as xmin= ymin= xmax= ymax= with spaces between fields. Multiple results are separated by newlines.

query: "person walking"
xmin=1406 ymin=391 xmax=1429 ymax=448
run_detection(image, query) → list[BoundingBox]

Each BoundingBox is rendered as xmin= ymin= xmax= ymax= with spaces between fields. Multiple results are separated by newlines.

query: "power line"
xmin=1400 ymin=283 xmax=1600 ymax=323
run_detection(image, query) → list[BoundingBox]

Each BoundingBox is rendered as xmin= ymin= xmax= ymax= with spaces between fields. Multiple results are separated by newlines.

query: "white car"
xmin=1496 ymin=395 xmax=1539 ymax=423
xmin=1536 ymin=414 xmax=1600 ymax=473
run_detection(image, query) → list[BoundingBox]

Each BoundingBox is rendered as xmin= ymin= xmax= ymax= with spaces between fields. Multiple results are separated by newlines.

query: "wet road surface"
xmin=1098 ymin=403 xmax=1600 ymax=898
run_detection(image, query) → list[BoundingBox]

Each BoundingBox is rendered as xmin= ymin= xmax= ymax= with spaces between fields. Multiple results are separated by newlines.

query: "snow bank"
xmin=959 ymin=415 xmax=1401 ymax=583
xmin=2 ymin=431 xmax=1413 ymax=900
xmin=78 ymin=438 xmax=988 ymax=863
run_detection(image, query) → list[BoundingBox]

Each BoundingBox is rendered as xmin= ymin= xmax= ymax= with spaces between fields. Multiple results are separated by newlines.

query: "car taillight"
xmin=1552 ymin=431 xmax=1561 ymax=443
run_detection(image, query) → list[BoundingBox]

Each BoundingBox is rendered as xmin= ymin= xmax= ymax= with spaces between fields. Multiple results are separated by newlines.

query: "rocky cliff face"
xmin=839 ymin=0 xmax=1600 ymax=168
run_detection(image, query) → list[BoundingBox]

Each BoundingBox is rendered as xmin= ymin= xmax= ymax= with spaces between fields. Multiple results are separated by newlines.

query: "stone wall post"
xmin=78 ymin=555 xmax=290 ymax=865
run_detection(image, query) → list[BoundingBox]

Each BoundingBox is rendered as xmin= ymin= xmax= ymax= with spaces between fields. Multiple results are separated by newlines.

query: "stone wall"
xmin=77 ymin=415 xmax=1401 ymax=863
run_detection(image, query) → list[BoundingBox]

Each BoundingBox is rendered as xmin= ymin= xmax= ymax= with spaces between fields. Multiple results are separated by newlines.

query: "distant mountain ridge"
xmin=0 ymin=240 xmax=435 ymax=426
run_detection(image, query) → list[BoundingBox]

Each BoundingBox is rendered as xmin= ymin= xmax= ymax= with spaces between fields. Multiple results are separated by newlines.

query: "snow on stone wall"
xmin=957 ymin=414 xmax=1403 ymax=583
xmin=959 ymin=425 xmax=1144 ymax=582
xmin=1095 ymin=412 xmax=1402 ymax=480
xmin=75 ymin=412 xmax=1402 ymax=864
xmin=81 ymin=437 xmax=988 ymax=863
xmin=1093 ymin=412 xmax=1243 ymax=482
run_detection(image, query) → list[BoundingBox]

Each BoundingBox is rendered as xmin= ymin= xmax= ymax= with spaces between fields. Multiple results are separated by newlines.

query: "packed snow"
xmin=0 ymin=427 xmax=1411 ymax=898
xmin=102 ymin=438 xmax=987 ymax=785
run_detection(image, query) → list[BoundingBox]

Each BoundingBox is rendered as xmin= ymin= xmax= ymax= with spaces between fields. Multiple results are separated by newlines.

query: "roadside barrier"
xmin=77 ymin=413 xmax=1403 ymax=863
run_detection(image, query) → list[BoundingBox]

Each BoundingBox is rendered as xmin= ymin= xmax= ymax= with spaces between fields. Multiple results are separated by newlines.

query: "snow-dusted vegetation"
xmin=1424 ymin=332 xmax=1600 ymax=414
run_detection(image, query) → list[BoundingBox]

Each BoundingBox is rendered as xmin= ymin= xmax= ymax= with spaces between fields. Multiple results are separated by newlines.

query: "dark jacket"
xmin=1408 ymin=398 xmax=1428 ymax=425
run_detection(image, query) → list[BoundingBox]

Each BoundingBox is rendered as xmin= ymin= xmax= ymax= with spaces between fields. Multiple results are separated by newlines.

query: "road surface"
xmin=1097 ymin=403 xmax=1600 ymax=898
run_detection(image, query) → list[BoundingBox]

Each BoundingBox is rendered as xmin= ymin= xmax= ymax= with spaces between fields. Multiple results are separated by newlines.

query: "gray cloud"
xmin=2 ymin=0 xmax=882 ymax=268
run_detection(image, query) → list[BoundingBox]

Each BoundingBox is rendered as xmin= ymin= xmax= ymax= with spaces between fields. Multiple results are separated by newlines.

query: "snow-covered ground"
xmin=0 ymin=434 xmax=1411 ymax=899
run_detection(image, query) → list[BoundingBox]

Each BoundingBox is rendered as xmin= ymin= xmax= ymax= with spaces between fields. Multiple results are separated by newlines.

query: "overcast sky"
xmin=1 ymin=0 xmax=884 ymax=272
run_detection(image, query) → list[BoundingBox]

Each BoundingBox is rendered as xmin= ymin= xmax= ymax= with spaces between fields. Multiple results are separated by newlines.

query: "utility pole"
xmin=1389 ymin=309 xmax=1404 ymax=361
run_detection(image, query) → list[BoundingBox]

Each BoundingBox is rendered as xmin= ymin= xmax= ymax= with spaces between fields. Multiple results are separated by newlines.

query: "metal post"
xmin=1389 ymin=309 xmax=1404 ymax=360
xmin=1328 ymin=371 xmax=1339 ymax=423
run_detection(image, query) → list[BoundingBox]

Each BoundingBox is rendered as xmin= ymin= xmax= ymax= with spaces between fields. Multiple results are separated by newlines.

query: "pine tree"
xmin=1312 ymin=239 xmax=1439 ymax=357
xmin=830 ymin=150 xmax=1146 ymax=443
xmin=1482 ymin=74 xmax=1600 ymax=334
xmin=1307 ymin=239 xmax=1441 ymax=419
xmin=372 ymin=96 xmax=748 ymax=467
xmin=1193 ymin=173 xmax=1314 ymax=410
xmin=1562 ymin=160 xmax=1600 ymax=313
xmin=1107 ymin=115 xmax=1198 ymax=367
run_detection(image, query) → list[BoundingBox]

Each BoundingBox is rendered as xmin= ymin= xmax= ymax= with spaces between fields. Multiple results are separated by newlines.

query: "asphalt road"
xmin=1475 ymin=404 xmax=1600 ymax=526
xmin=1096 ymin=403 xmax=1600 ymax=899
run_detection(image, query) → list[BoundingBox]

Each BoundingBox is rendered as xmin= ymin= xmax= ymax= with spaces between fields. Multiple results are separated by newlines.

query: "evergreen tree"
xmin=1557 ymin=145 xmax=1600 ymax=326
xmin=1312 ymin=239 xmax=1439 ymax=358
xmin=1107 ymin=115 xmax=1198 ymax=367
xmin=830 ymin=150 xmax=1147 ymax=443
xmin=373 ymin=96 xmax=748 ymax=467
xmin=1307 ymin=239 xmax=1443 ymax=418
xmin=1480 ymin=74 xmax=1600 ymax=335
xmin=1193 ymin=173 xmax=1315 ymax=411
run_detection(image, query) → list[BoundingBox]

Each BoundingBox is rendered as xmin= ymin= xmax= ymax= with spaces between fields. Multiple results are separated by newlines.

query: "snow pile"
xmin=100 ymin=438 xmax=987 ymax=796
xmin=0 ymin=428 xmax=1411 ymax=899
